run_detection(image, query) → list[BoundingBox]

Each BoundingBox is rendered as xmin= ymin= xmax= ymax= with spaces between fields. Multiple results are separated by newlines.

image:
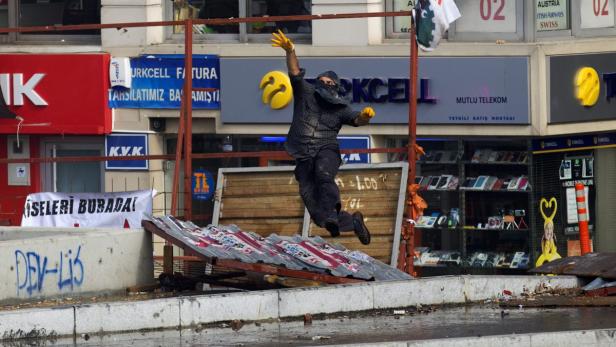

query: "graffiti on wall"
xmin=14 ymin=245 xmax=84 ymax=296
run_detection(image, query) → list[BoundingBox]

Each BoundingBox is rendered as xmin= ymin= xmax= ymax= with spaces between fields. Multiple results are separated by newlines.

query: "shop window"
xmin=536 ymin=0 xmax=570 ymax=33
xmin=0 ymin=0 xmax=7 ymax=28
xmin=1 ymin=0 xmax=101 ymax=40
xmin=172 ymin=0 xmax=311 ymax=41
xmin=572 ymin=0 xmax=616 ymax=37
xmin=385 ymin=0 xmax=449 ymax=40
xmin=449 ymin=0 xmax=525 ymax=42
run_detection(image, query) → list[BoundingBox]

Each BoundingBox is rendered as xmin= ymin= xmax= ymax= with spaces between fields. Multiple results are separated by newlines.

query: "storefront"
xmin=531 ymin=52 xmax=616 ymax=254
xmin=219 ymin=55 xmax=534 ymax=274
xmin=0 ymin=53 xmax=111 ymax=225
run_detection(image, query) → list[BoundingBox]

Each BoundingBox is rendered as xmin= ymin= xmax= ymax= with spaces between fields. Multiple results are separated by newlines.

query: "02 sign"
xmin=581 ymin=0 xmax=615 ymax=29
xmin=455 ymin=0 xmax=517 ymax=33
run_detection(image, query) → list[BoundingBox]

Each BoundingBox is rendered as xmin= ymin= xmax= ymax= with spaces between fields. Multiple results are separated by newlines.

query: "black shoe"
xmin=352 ymin=212 xmax=371 ymax=245
xmin=324 ymin=217 xmax=340 ymax=237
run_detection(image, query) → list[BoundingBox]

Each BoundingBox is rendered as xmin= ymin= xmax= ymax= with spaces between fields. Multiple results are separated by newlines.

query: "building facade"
xmin=1 ymin=0 xmax=616 ymax=267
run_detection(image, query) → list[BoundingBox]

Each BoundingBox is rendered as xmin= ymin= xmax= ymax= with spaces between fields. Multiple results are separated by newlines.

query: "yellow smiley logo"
xmin=575 ymin=67 xmax=600 ymax=107
xmin=259 ymin=71 xmax=292 ymax=110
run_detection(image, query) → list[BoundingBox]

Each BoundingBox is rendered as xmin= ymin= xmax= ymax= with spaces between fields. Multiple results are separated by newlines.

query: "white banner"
xmin=21 ymin=190 xmax=153 ymax=229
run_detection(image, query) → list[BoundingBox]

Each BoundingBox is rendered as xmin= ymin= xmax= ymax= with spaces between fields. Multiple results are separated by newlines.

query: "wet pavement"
xmin=4 ymin=305 xmax=616 ymax=347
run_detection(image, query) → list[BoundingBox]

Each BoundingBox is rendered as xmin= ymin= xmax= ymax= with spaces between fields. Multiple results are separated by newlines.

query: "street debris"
xmin=311 ymin=335 xmax=331 ymax=341
xmin=530 ymin=252 xmax=616 ymax=279
xmin=304 ymin=313 xmax=313 ymax=326
xmin=146 ymin=215 xmax=412 ymax=281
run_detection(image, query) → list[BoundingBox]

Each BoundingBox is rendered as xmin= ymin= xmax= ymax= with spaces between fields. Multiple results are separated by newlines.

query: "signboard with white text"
xmin=21 ymin=190 xmax=153 ymax=229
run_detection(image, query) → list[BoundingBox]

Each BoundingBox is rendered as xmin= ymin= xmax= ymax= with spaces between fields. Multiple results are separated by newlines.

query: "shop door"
xmin=42 ymin=141 xmax=103 ymax=193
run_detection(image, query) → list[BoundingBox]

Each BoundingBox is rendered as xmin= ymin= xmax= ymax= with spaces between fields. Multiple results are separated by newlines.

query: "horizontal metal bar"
xmin=0 ymin=147 xmax=405 ymax=164
xmin=215 ymin=259 xmax=364 ymax=284
xmin=0 ymin=11 xmax=410 ymax=34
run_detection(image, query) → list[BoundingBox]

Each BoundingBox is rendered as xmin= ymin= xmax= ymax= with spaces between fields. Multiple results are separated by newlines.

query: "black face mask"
xmin=315 ymin=80 xmax=350 ymax=106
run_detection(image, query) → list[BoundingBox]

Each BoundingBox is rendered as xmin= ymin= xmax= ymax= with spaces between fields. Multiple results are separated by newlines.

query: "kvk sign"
xmin=105 ymin=134 xmax=149 ymax=170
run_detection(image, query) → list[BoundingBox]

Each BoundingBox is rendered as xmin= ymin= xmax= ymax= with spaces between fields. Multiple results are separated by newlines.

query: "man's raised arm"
xmin=272 ymin=30 xmax=300 ymax=76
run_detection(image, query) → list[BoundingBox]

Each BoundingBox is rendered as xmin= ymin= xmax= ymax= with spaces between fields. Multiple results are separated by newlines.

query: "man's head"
xmin=315 ymin=70 xmax=349 ymax=106
xmin=317 ymin=71 xmax=340 ymax=87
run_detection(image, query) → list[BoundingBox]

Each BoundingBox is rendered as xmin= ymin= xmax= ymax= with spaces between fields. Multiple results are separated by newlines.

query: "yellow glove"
xmin=359 ymin=106 xmax=376 ymax=121
xmin=271 ymin=29 xmax=295 ymax=53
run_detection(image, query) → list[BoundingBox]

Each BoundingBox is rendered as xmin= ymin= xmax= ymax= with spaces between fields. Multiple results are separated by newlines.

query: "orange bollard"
xmin=575 ymin=183 xmax=591 ymax=255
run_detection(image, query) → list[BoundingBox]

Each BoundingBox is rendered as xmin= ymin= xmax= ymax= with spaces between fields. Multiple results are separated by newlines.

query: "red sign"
xmin=0 ymin=54 xmax=111 ymax=134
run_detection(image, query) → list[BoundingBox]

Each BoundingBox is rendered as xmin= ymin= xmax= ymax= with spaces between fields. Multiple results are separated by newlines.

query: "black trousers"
xmin=294 ymin=146 xmax=354 ymax=232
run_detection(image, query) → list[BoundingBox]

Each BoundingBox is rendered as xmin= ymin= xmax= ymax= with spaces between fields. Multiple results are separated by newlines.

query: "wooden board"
xmin=213 ymin=163 xmax=408 ymax=265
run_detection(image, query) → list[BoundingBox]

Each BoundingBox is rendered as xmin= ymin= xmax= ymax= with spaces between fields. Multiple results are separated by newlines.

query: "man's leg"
xmin=294 ymin=158 xmax=338 ymax=236
xmin=339 ymin=211 xmax=371 ymax=245
xmin=314 ymin=147 xmax=343 ymax=234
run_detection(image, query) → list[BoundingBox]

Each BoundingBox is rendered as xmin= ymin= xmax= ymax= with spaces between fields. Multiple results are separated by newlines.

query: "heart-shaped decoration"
xmin=540 ymin=197 xmax=557 ymax=223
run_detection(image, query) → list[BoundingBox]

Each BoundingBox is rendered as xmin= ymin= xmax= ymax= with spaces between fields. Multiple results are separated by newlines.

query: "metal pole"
xmin=183 ymin=18 xmax=194 ymax=221
xmin=170 ymin=82 xmax=186 ymax=216
xmin=400 ymin=14 xmax=419 ymax=276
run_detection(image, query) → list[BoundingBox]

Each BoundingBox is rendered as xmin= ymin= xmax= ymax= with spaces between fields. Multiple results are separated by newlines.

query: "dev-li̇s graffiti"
xmin=14 ymin=245 xmax=84 ymax=296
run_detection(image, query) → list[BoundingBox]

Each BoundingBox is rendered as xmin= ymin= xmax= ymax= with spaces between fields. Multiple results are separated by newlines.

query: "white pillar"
xmin=101 ymin=0 xmax=165 ymax=47
xmin=312 ymin=0 xmax=384 ymax=46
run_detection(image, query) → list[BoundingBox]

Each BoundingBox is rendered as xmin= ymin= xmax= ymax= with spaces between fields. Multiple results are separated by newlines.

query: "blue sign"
xmin=105 ymin=134 xmax=149 ymax=170
xmin=192 ymin=169 xmax=215 ymax=201
xmin=338 ymin=136 xmax=371 ymax=164
xmin=109 ymin=54 xmax=220 ymax=109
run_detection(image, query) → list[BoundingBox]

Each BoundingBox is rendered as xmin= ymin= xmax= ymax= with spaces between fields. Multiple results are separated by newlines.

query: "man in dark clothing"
xmin=271 ymin=30 xmax=374 ymax=245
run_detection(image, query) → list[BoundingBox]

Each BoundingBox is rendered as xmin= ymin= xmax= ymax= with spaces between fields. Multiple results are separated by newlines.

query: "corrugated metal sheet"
xmin=147 ymin=215 xmax=412 ymax=281
xmin=530 ymin=253 xmax=616 ymax=279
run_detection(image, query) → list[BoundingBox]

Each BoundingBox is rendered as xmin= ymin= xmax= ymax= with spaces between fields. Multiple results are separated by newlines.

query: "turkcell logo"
xmin=339 ymin=136 xmax=370 ymax=164
xmin=105 ymin=134 xmax=149 ymax=170
xmin=260 ymin=71 xmax=292 ymax=110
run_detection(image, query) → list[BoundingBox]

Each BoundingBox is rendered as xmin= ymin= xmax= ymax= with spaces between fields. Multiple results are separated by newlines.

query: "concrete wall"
xmin=0 ymin=227 xmax=153 ymax=303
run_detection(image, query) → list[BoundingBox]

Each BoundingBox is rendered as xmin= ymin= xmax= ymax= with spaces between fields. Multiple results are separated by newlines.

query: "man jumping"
xmin=272 ymin=30 xmax=374 ymax=245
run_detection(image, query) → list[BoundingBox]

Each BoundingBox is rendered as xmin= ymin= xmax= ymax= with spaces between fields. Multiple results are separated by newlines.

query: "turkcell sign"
xmin=108 ymin=55 xmax=220 ymax=109
xmin=220 ymin=57 xmax=529 ymax=125
xmin=339 ymin=136 xmax=370 ymax=164
xmin=105 ymin=134 xmax=148 ymax=170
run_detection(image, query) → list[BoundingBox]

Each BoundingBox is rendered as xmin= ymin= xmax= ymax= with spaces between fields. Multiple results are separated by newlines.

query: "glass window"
xmin=385 ymin=0 xmax=448 ymax=39
xmin=579 ymin=0 xmax=615 ymax=29
xmin=391 ymin=0 xmax=412 ymax=34
xmin=173 ymin=0 xmax=311 ymax=37
xmin=247 ymin=0 xmax=310 ymax=34
xmin=18 ymin=0 xmax=100 ymax=35
xmin=0 ymin=0 xmax=8 ymax=28
xmin=536 ymin=0 xmax=570 ymax=31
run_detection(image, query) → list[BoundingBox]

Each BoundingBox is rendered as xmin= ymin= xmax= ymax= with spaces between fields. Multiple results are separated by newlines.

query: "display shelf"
xmin=461 ymin=189 xmax=531 ymax=193
xmin=462 ymin=228 xmax=530 ymax=232
xmin=461 ymin=161 xmax=528 ymax=166
xmin=415 ymin=138 xmax=536 ymax=275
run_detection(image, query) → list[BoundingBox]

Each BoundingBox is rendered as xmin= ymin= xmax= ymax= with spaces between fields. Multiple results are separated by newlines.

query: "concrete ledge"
xmin=0 ymin=227 xmax=153 ymax=304
xmin=374 ymin=276 xmax=466 ymax=308
xmin=0 ymin=275 xmax=581 ymax=340
xmin=329 ymin=328 xmax=616 ymax=347
xmin=278 ymin=283 xmax=374 ymax=317
xmin=180 ymin=291 xmax=279 ymax=326
xmin=75 ymin=298 xmax=179 ymax=334
xmin=0 ymin=306 xmax=74 ymax=338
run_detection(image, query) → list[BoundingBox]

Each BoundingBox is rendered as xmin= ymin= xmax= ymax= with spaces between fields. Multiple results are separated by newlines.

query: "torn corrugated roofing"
xmin=147 ymin=215 xmax=412 ymax=281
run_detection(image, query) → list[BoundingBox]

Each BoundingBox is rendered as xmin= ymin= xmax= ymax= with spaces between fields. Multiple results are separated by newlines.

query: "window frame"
xmin=1 ymin=0 xmax=101 ymax=44
xmin=165 ymin=0 xmax=312 ymax=44
xmin=448 ymin=0 xmax=526 ymax=42
xmin=535 ymin=0 xmax=573 ymax=39
xmin=384 ymin=0 xmax=413 ymax=39
xmin=571 ymin=0 xmax=616 ymax=38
